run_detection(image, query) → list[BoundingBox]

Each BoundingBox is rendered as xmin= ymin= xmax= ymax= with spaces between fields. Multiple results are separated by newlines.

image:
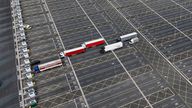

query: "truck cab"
xmin=59 ymin=52 xmax=65 ymax=59
xmin=129 ymin=37 xmax=139 ymax=44
xmin=33 ymin=65 xmax=40 ymax=73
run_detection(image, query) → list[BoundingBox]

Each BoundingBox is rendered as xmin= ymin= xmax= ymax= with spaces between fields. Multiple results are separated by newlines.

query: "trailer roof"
xmin=84 ymin=38 xmax=104 ymax=44
xmin=39 ymin=59 xmax=62 ymax=67
xmin=64 ymin=46 xmax=85 ymax=53
xmin=120 ymin=32 xmax=137 ymax=38
xmin=104 ymin=42 xmax=123 ymax=49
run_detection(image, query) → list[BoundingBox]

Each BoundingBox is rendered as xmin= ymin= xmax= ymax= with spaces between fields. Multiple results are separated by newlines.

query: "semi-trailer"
xmin=100 ymin=42 xmax=123 ymax=53
xmin=100 ymin=32 xmax=139 ymax=53
xmin=60 ymin=38 xmax=105 ymax=57
xmin=33 ymin=59 xmax=62 ymax=73
xmin=64 ymin=46 xmax=86 ymax=57
xmin=83 ymin=38 xmax=105 ymax=48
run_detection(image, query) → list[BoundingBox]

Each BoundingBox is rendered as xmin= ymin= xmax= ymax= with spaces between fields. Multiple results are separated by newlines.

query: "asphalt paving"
xmin=0 ymin=0 xmax=19 ymax=108
xmin=12 ymin=0 xmax=192 ymax=107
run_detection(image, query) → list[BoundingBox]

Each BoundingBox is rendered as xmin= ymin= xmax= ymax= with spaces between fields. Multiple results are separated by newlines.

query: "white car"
xmin=22 ymin=48 xmax=29 ymax=53
xmin=24 ymin=59 xmax=30 ymax=65
xmin=28 ymin=91 xmax=36 ymax=98
xmin=21 ymin=41 xmax=27 ymax=46
xmin=25 ymin=67 xmax=31 ymax=73
xmin=20 ymin=32 xmax=25 ymax=37
xmin=26 ymin=73 xmax=32 ymax=79
xmin=27 ymin=88 xmax=35 ymax=94
xmin=19 ymin=36 xmax=26 ymax=41
xmin=18 ymin=15 xmax=22 ymax=20
xmin=23 ymin=53 xmax=29 ymax=59
xmin=27 ymin=81 xmax=34 ymax=88
xmin=24 ymin=24 xmax=32 ymax=30
xmin=19 ymin=27 xmax=24 ymax=31
xmin=18 ymin=19 xmax=22 ymax=23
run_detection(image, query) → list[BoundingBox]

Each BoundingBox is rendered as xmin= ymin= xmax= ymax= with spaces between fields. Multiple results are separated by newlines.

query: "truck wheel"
xmin=100 ymin=50 xmax=105 ymax=54
xmin=116 ymin=39 xmax=121 ymax=42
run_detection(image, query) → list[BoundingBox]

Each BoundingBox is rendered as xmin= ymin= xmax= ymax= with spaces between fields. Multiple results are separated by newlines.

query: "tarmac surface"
xmin=1 ymin=0 xmax=192 ymax=108
xmin=0 ymin=0 xmax=20 ymax=108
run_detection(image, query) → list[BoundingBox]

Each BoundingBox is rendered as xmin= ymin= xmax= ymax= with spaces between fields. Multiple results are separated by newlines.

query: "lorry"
xmin=33 ymin=59 xmax=62 ymax=73
xmin=83 ymin=38 xmax=105 ymax=48
xmin=100 ymin=42 xmax=123 ymax=53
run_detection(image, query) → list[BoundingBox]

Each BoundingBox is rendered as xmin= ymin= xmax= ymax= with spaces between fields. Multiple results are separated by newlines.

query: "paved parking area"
xmin=17 ymin=0 xmax=192 ymax=108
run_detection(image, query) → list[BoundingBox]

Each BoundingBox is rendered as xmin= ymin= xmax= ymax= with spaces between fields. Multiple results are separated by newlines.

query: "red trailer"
xmin=64 ymin=46 xmax=86 ymax=57
xmin=83 ymin=38 xmax=105 ymax=48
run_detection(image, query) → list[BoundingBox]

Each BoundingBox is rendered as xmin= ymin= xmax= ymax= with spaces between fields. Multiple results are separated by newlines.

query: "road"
xmin=0 ymin=0 xmax=19 ymax=108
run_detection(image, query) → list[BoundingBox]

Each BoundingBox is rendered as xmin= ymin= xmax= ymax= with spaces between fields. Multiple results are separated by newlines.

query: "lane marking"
xmin=110 ymin=0 xmax=192 ymax=85
xmin=43 ymin=0 xmax=90 ymax=107
xmin=75 ymin=0 xmax=153 ymax=107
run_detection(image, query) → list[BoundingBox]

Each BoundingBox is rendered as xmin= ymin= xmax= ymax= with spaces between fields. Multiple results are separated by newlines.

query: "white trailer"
xmin=101 ymin=42 xmax=123 ymax=53
xmin=119 ymin=32 xmax=137 ymax=42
